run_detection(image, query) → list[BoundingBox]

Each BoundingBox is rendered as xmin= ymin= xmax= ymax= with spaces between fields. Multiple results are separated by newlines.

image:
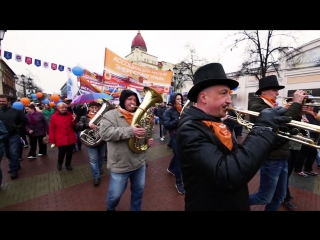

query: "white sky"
xmin=2 ymin=30 xmax=320 ymax=93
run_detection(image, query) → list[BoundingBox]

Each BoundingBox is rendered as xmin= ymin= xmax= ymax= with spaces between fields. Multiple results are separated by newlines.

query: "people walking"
xmin=25 ymin=104 xmax=49 ymax=158
xmin=76 ymin=101 xmax=105 ymax=186
xmin=0 ymin=95 xmax=28 ymax=179
xmin=49 ymin=102 xmax=77 ymax=171
xmin=99 ymin=89 xmax=154 ymax=211
xmin=154 ymin=101 xmax=167 ymax=141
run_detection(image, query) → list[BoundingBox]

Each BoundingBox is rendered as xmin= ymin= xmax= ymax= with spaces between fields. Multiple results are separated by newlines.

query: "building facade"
xmin=0 ymin=58 xmax=17 ymax=98
xmin=228 ymin=38 xmax=320 ymax=111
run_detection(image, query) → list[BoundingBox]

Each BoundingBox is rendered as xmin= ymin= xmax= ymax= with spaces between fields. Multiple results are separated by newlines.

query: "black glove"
xmin=254 ymin=106 xmax=292 ymax=133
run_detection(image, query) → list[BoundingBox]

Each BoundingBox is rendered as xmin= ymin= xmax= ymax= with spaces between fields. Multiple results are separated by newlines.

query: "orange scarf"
xmin=202 ymin=120 xmax=233 ymax=151
xmin=307 ymin=110 xmax=316 ymax=118
xmin=117 ymin=107 xmax=134 ymax=125
xmin=175 ymin=104 xmax=182 ymax=114
xmin=88 ymin=112 xmax=95 ymax=120
xmin=261 ymin=96 xmax=277 ymax=107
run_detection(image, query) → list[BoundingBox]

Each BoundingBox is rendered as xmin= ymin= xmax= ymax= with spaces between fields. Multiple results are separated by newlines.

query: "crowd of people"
xmin=1 ymin=61 xmax=320 ymax=211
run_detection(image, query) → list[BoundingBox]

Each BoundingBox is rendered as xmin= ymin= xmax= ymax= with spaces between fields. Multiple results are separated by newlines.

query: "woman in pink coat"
xmin=49 ymin=102 xmax=77 ymax=171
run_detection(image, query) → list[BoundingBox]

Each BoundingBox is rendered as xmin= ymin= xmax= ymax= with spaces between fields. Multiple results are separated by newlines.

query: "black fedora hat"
xmin=255 ymin=75 xmax=284 ymax=96
xmin=187 ymin=63 xmax=239 ymax=102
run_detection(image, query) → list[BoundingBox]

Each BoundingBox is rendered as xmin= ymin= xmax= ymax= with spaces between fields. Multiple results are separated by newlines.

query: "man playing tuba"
xmin=99 ymin=89 xmax=154 ymax=211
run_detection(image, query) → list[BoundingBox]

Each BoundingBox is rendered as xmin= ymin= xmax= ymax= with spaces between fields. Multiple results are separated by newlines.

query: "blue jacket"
xmin=0 ymin=120 xmax=8 ymax=147
xmin=163 ymin=92 xmax=184 ymax=139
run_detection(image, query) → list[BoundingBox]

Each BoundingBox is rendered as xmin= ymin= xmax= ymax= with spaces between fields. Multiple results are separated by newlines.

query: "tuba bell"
xmin=128 ymin=87 xmax=163 ymax=153
xmin=80 ymin=99 xmax=115 ymax=147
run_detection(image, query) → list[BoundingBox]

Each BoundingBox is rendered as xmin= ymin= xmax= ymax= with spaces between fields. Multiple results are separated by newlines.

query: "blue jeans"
xmin=107 ymin=164 xmax=146 ymax=211
xmin=4 ymin=134 xmax=20 ymax=172
xmin=87 ymin=143 xmax=106 ymax=179
xmin=168 ymin=137 xmax=183 ymax=185
xmin=0 ymin=145 xmax=5 ymax=186
xmin=316 ymin=149 xmax=320 ymax=166
xmin=249 ymin=158 xmax=288 ymax=211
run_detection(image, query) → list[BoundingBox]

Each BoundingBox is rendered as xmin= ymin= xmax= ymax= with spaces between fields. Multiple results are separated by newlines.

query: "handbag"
xmin=42 ymin=133 xmax=49 ymax=144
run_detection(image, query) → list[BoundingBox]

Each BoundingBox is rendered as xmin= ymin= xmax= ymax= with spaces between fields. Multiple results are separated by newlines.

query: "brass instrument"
xmin=282 ymin=96 xmax=320 ymax=107
xmin=128 ymin=87 xmax=163 ymax=153
xmin=227 ymin=107 xmax=320 ymax=149
xmin=80 ymin=99 xmax=115 ymax=147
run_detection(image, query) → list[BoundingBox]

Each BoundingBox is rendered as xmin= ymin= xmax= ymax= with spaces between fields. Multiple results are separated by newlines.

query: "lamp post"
xmin=172 ymin=66 xmax=184 ymax=93
xmin=0 ymin=30 xmax=7 ymax=60
xmin=14 ymin=74 xmax=35 ymax=98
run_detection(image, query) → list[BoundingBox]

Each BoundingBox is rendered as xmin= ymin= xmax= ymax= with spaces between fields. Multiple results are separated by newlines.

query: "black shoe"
xmin=57 ymin=164 xmax=62 ymax=170
xmin=93 ymin=178 xmax=100 ymax=186
xmin=10 ymin=171 xmax=18 ymax=179
xmin=66 ymin=165 xmax=73 ymax=171
xmin=175 ymin=183 xmax=185 ymax=194
xmin=283 ymin=201 xmax=297 ymax=210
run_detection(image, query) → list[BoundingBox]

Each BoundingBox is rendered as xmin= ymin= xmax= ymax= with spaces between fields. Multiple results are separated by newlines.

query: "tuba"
xmin=128 ymin=87 xmax=163 ymax=153
xmin=80 ymin=99 xmax=115 ymax=147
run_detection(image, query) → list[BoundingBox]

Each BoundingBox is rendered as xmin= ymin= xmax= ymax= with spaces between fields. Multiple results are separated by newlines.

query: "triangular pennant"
xmin=43 ymin=61 xmax=49 ymax=68
xmin=34 ymin=59 xmax=41 ymax=67
xmin=58 ymin=65 xmax=64 ymax=72
xmin=15 ymin=54 xmax=22 ymax=62
xmin=4 ymin=51 xmax=12 ymax=60
xmin=51 ymin=63 xmax=57 ymax=70
xmin=67 ymin=67 xmax=72 ymax=72
xmin=25 ymin=56 xmax=32 ymax=65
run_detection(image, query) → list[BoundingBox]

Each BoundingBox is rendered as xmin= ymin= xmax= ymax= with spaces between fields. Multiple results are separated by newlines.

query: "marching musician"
xmin=248 ymin=75 xmax=307 ymax=211
xmin=176 ymin=63 xmax=292 ymax=211
xmin=76 ymin=101 xmax=105 ymax=187
xmin=99 ymin=90 xmax=154 ymax=211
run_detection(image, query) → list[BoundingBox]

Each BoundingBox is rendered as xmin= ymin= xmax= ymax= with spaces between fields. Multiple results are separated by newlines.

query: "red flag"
xmin=25 ymin=56 xmax=32 ymax=65
xmin=51 ymin=63 xmax=57 ymax=70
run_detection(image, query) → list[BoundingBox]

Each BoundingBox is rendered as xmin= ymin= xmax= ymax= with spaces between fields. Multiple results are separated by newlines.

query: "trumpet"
xmin=226 ymin=107 xmax=320 ymax=149
xmin=282 ymin=96 xmax=320 ymax=107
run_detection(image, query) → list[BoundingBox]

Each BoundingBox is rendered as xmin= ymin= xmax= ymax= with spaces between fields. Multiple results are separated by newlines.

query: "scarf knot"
xmin=118 ymin=107 xmax=134 ymax=125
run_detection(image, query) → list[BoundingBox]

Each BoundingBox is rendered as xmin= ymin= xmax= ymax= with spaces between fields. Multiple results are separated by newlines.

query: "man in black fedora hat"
xmin=248 ymin=75 xmax=308 ymax=211
xmin=176 ymin=63 xmax=293 ymax=211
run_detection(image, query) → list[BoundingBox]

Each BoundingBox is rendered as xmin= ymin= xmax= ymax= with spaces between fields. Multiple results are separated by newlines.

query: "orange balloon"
xmin=20 ymin=97 xmax=30 ymax=106
xmin=51 ymin=94 xmax=60 ymax=102
xmin=36 ymin=92 xmax=43 ymax=98
xmin=49 ymin=102 xmax=56 ymax=107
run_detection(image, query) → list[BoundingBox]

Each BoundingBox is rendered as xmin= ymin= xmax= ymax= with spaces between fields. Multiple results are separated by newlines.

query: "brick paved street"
xmin=0 ymin=127 xmax=320 ymax=211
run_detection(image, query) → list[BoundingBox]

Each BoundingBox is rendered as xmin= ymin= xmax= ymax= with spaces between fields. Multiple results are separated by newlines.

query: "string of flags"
xmin=2 ymin=50 xmax=72 ymax=73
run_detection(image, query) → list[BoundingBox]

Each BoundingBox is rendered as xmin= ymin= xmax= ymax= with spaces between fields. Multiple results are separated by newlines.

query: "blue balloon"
xmin=43 ymin=99 xmax=50 ymax=104
xmin=109 ymin=88 xmax=114 ymax=92
xmin=31 ymin=93 xmax=37 ymax=99
xmin=12 ymin=102 xmax=24 ymax=110
xmin=72 ymin=66 xmax=84 ymax=77
xmin=155 ymin=117 xmax=159 ymax=121
xmin=114 ymin=88 xmax=118 ymax=93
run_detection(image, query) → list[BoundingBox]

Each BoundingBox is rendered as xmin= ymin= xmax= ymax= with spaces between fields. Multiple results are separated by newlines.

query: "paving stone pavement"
xmin=0 ymin=127 xmax=319 ymax=211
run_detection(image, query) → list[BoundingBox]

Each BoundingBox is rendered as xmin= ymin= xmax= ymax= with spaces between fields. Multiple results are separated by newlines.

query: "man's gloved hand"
xmin=254 ymin=106 xmax=292 ymax=133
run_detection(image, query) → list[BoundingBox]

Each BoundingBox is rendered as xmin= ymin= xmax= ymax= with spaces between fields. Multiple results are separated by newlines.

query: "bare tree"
xmin=227 ymin=30 xmax=302 ymax=80
xmin=172 ymin=44 xmax=209 ymax=92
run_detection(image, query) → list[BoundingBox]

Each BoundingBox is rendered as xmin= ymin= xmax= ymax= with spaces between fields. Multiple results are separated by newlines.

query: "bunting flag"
xmin=58 ymin=65 xmax=64 ymax=72
xmin=4 ymin=51 xmax=12 ymax=60
xmin=67 ymin=67 xmax=72 ymax=72
xmin=25 ymin=56 xmax=32 ymax=65
xmin=15 ymin=54 xmax=22 ymax=62
xmin=51 ymin=63 xmax=57 ymax=70
xmin=43 ymin=61 xmax=49 ymax=68
xmin=34 ymin=59 xmax=41 ymax=67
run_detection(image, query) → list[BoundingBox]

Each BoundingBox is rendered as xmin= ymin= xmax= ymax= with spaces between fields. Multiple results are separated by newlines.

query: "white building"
xmin=228 ymin=38 xmax=320 ymax=110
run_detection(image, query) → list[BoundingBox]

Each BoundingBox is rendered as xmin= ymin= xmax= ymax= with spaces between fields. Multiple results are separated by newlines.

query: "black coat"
xmin=177 ymin=106 xmax=278 ymax=211
xmin=248 ymin=97 xmax=302 ymax=159
xmin=154 ymin=105 xmax=166 ymax=125
xmin=0 ymin=107 xmax=28 ymax=136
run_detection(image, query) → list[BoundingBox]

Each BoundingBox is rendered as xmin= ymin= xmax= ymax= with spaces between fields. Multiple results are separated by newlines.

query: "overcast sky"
xmin=2 ymin=30 xmax=320 ymax=93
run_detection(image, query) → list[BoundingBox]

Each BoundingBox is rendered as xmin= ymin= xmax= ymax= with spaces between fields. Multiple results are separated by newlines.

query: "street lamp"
xmin=14 ymin=74 xmax=35 ymax=98
xmin=0 ymin=30 xmax=6 ymax=45
xmin=172 ymin=66 xmax=185 ymax=93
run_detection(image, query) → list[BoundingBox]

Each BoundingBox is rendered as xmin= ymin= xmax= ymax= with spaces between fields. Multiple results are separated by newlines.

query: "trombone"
xmin=227 ymin=107 xmax=320 ymax=149
xmin=282 ymin=96 xmax=320 ymax=107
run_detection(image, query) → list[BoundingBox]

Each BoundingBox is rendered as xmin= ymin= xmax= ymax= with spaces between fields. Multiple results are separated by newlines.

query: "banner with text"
xmin=103 ymin=48 xmax=172 ymax=93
